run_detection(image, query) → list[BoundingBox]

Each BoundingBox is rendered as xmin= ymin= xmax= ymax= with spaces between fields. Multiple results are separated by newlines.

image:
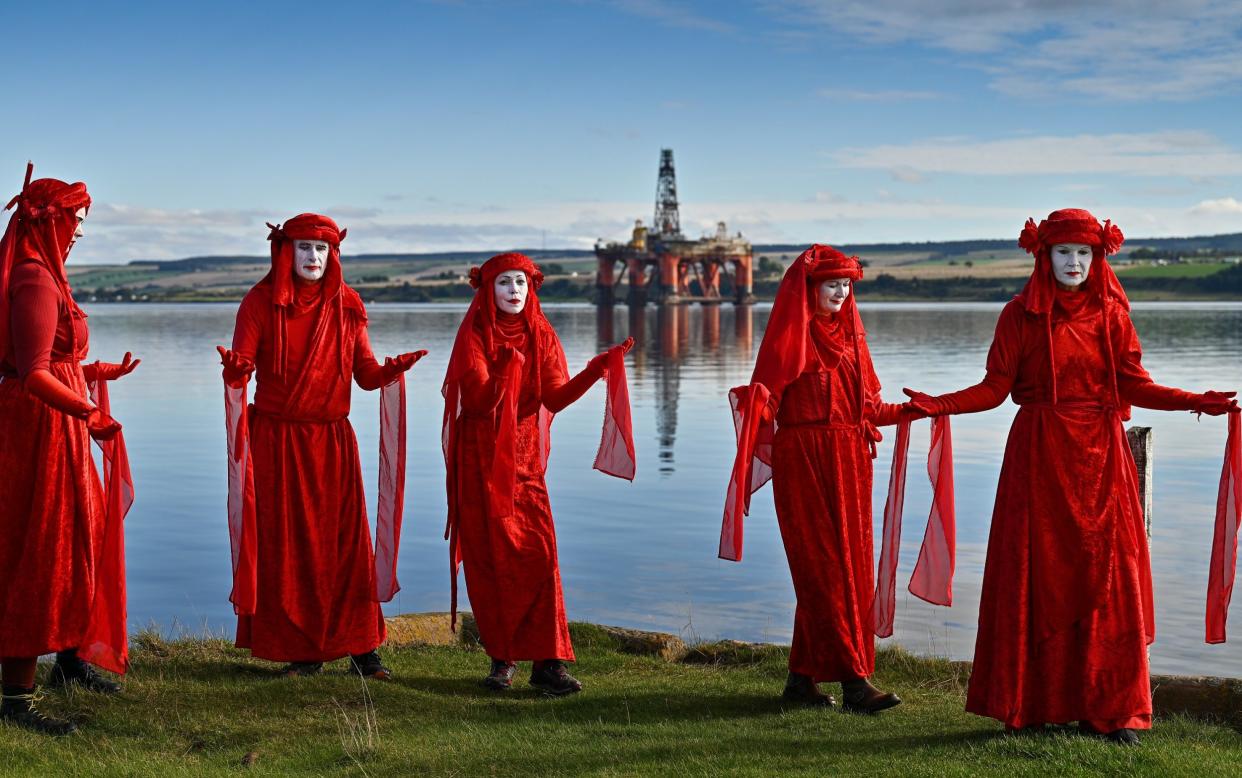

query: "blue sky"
xmin=3 ymin=0 xmax=1241 ymax=262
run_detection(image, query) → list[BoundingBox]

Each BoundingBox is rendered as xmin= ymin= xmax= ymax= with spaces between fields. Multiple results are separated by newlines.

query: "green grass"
xmin=1 ymin=629 xmax=1238 ymax=776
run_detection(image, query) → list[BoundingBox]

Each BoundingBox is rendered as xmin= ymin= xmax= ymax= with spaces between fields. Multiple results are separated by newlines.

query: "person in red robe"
xmin=218 ymin=213 xmax=425 ymax=679
xmin=905 ymin=209 xmax=1238 ymax=745
xmin=0 ymin=165 xmax=135 ymax=736
xmin=720 ymin=244 xmax=919 ymax=711
xmin=442 ymin=252 xmax=635 ymax=695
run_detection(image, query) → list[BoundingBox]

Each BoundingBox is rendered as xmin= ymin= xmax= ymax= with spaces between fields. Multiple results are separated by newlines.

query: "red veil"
xmin=441 ymin=252 xmax=634 ymax=627
xmin=1 ymin=163 xmax=131 ymax=673
xmin=224 ymin=214 xmax=407 ymax=613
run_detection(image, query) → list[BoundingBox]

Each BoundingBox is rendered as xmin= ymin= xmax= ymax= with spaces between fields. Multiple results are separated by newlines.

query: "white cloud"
xmin=68 ymin=189 xmax=1242 ymax=265
xmin=769 ymin=1 xmax=1242 ymax=100
xmin=833 ymin=131 xmax=1242 ymax=177
xmin=1190 ymin=197 xmax=1242 ymax=215
xmin=605 ymin=0 xmax=734 ymax=33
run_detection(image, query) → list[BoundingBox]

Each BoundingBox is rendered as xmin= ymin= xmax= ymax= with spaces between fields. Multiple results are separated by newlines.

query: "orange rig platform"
xmin=594 ymin=149 xmax=754 ymax=306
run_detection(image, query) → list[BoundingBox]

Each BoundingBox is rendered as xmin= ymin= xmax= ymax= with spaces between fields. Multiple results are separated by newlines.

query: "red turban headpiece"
xmin=0 ymin=162 xmax=92 ymax=369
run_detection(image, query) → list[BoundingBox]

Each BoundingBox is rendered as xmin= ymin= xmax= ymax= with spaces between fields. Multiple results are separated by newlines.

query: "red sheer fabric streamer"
xmin=593 ymin=347 xmax=636 ymax=480
xmin=873 ymin=417 xmax=956 ymax=637
xmin=1207 ymin=411 xmax=1242 ymax=643
xmin=224 ymin=380 xmax=257 ymax=615
xmin=720 ymin=383 xmax=772 ymax=561
xmin=79 ymin=376 xmax=132 ymax=674
xmin=873 ymin=419 xmax=911 ymax=637
xmin=374 ymin=374 xmax=406 ymax=602
xmin=910 ymin=416 xmax=956 ymax=606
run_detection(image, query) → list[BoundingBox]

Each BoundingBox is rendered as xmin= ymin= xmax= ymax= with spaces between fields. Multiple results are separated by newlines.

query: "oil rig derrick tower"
xmin=594 ymin=149 xmax=754 ymax=307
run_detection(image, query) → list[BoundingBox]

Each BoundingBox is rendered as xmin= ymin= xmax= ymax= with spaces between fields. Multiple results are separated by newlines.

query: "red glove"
xmin=1196 ymin=390 xmax=1239 ymax=417
xmin=217 ymin=346 xmax=255 ymax=387
xmin=903 ymin=375 xmax=1010 ymax=417
xmin=382 ymin=350 xmax=428 ymax=383
xmin=83 ymin=352 xmax=141 ymax=382
xmin=588 ymin=337 xmax=635 ymax=374
xmin=86 ymin=407 xmax=122 ymax=441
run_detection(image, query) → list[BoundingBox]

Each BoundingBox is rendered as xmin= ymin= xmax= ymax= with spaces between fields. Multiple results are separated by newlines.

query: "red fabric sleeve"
xmin=351 ymin=325 xmax=387 ymax=391
xmin=458 ymin=335 xmax=507 ymax=414
xmin=230 ymin=293 xmax=264 ymax=362
xmin=1122 ymin=381 xmax=1201 ymax=412
xmin=873 ymin=401 xmax=924 ymax=427
xmin=923 ymin=373 xmax=1013 ymax=416
xmin=9 ymin=262 xmax=61 ymax=379
xmin=542 ymin=359 xmax=602 ymax=413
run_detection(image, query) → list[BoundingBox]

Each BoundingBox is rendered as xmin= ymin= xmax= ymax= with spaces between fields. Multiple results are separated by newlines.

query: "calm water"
xmin=81 ymin=302 xmax=1242 ymax=676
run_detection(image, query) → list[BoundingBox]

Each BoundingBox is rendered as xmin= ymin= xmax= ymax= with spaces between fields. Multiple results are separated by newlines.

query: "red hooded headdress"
xmin=719 ymin=244 xmax=874 ymax=562
xmin=1016 ymin=208 xmax=1129 ymax=409
xmin=0 ymin=162 xmax=91 ymax=368
xmin=256 ymin=213 xmax=362 ymax=379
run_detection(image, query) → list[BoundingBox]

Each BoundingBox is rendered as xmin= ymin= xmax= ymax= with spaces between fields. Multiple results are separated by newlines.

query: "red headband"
xmin=1019 ymin=208 xmax=1124 ymax=257
xmin=800 ymin=243 xmax=865 ymax=282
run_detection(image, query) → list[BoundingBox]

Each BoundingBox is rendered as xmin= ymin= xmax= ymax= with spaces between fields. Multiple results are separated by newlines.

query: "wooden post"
xmin=1127 ymin=426 xmax=1154 ymax=540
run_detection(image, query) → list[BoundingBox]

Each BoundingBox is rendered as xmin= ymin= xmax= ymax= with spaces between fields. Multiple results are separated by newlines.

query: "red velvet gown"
xmin=966 ymin=291 xmax=1154 ymax=730
xmin=770 ymin=317 xmax=895 ymax=682
xmin=455 ymin=316 xmax=575 ymax=662
xmin=0 ymin=261 xmax=109 ymax=658
xmin=230 ymin=283 xmax=388 ymax=661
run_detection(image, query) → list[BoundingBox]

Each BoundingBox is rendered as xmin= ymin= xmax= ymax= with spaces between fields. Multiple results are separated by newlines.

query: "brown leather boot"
xmin=841 ymin=677 xmax=901 ymax=714
xmin=1 ymin=686 xmax=76 ymax=736
xmin=781 ymin=672 xmax=836 ymax=707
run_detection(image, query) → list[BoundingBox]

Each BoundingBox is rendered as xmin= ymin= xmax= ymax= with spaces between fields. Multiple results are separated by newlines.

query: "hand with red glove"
xmin=217 ymin=346 xmax=256 ymax=387
xmin=86 ymin=407 xmax=122 ymax=441
xmin=903 ymin=374 xmax=1011 ymax=417
xmin=381 ymin=350 xmax=429 ymax=384
xmin=82 ymin=352 xmax=141 ymax=383
xmin=587 ymin=337 xmax=635 ymax=374
xmin=1195 ymin=390 xmax=1239 ymax=417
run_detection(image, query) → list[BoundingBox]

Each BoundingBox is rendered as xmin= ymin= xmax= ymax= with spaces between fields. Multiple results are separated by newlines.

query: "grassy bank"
xmin=1 ymin=623 xmax=1238 ymax=776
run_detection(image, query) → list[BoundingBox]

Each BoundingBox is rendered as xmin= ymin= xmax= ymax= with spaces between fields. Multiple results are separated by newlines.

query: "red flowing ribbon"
xmin=910 ymin=416 xmax=956 ymax=606
xmin=81 ymin=377 xmax=134 ymax=674
xmin=1207 ymin=411 xmax=1242 ymax=644
xmin=719 ymin=383 xmax=771 ymax=562
xmin=873 ymin=416 xmax=957 ymax=638
xmin=224 ymin=378 xmax=258 ymax=615
xmin=592 ymin=347 xmax=636 ymax=481
xmin=374 ymin=373 xmax=407 ymax=602
xmin=873 ymin=419 xmax=912 ymax=637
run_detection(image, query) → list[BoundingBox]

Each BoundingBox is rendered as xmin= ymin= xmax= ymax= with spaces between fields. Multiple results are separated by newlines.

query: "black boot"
xmin=1 ymin=685 xmax=76 ymax=736
xmin=529 ymin=660 xmax=582 ymax=696
xmin=348 ymin=650 xmax=393 ymax=681
xmin=841 ymin=677 xmax=901 ymax=714
xmin=781 ymin=672 xmax=836 ymax=707
xmin=482 ymin=659 xmax=517 ymax=691
xmin=47 ymin=650 xmax=122 ymax=694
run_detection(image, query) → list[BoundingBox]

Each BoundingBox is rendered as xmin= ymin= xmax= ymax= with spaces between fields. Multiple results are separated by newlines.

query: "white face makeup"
xmin=493 ymin=270 xmax=529 ymax=314
xmin=293 ymin=240 xmax=330 ymax=282
xmin=1051 ymin=243 xmax=1092 ymax=288
xmin=816 ymin=277 xmax=851 ymax=314
xmin=69 ymin=206 xmax=86 ymax=248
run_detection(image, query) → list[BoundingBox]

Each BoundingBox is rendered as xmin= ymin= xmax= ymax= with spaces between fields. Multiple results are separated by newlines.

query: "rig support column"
xmin=627 ymin=257 xmax=648 ymax=307
xmin=732 ymin=255 xmax=755 ymax=304
xmin=596 ymin=256 xmax=617 ymax=305
xmin=658 ymin=254 xmax=682 ymax=304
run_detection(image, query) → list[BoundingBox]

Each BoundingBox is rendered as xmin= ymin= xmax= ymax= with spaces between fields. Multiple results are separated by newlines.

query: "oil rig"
xmin=594 ymin=149 xmax=754 ymax=306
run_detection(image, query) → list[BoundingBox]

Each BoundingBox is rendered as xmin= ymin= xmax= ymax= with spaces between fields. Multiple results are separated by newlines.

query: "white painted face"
xmin=493 ymin=270 xmax=529 ymax=314
xmin=293 ymin=239 xmax=330 ymax=282
xmin=70 ymin=206 xmax=86 ymax=248
xmin=1051 ymin=243 xmax=1092 ymax=288
xmin=816 ymin=277 xmax=851 ymax=314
